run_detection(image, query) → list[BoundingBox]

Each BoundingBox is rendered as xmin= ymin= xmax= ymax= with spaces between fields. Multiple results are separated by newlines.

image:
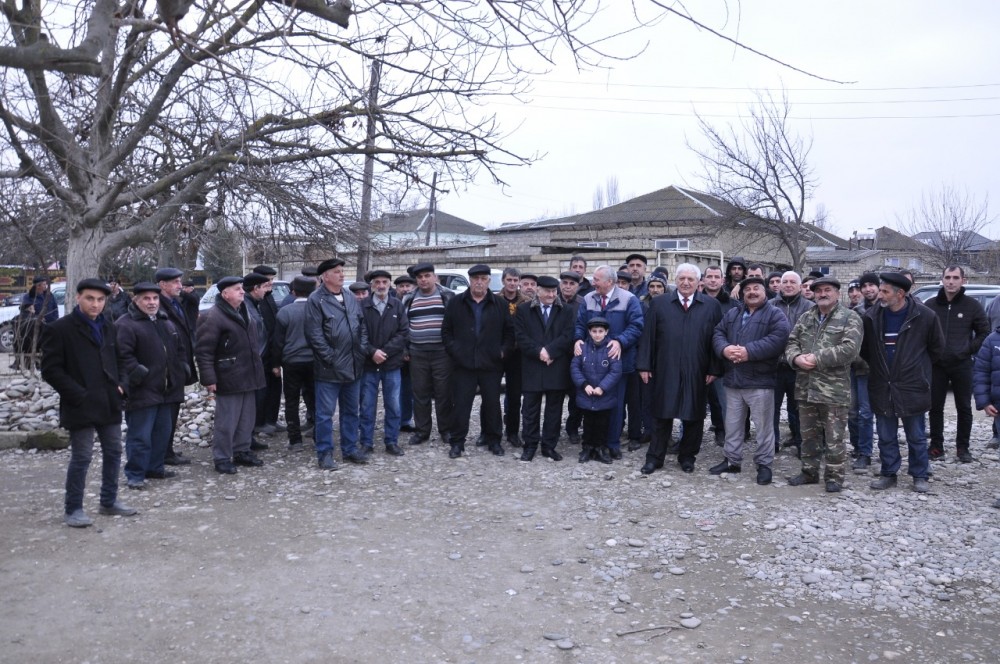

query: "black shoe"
xmin=641 ymin=432 xmax=652 ymax=444
xmin=144 ymin=470 xmax=177 ymax=479
xmin=958 ymin=449 xmax=973 ymax=463
xmin=489 ymin=443 xmax=505 ymax=457
xmin=343 ymin=452 xmax=369 ymax=465
xmin=164 ymin=453 xmax=191 ymax=466
xmin=408 ymin=433 xmax=428 ymax=446
xmin=541 ymin=449 xmax=563 ymax=461
xmin=475 ymin=434 xmax=487 ymax=447
xmin=214 ymin=460 xmax=238 ymax=474
xmin=567 ymin=432 xmax=582 ymax=446
xmin=126 ymin=479 xmax=146 ymax=490
xmin=852 ymin=455 xmax=871 ymax=473
xmin=399 ymin=423 xmax=415 ymax=433
xmin=787 ymin=473 xmax=819 ymax=486
xmin=609 ymin=448 xmax=622 ymax=460
xmin=507 ymin=434 xmax=523 ymax=448
xmin=929 ymin=446 xmax=945 ymax=460
xmin=288 ymin=438 xmax=303 ymax=447
xmin=640 ymin=461 xmax=658 ymax=475
xmin=826 ymin=480 xmax=842 ymax=493
xmin=595 ymin=447 xmax=613 ymax=464
xmin=578 ymin=449 xmax=592 ymax=463
xmin=361 ymin=445 xmax=374 ymax=455
xmin=756 ymin=465 xmax=772 ymax=485
xmin=99 ymin=501 xmax=138 ymax=517
xmin=250 ymin=439 xmax=269 ymax=451
xmin=627 ymin=438 xmax=642 ymax=452
xmin=318 ymin=452 xmax=339 ymax=471
xmin=233 ymin=451 xmax=264 ymax=467
xmin=520 ymin=448 xmax=536 ymax=462
xmin=709 ymin=460 xmax=741 ymax=475
xmin=714 ymin=430 xmax=725 ymax=447
xmin=449 ymin=444 xmax=463 ymax=459
xmin=679 ymin=459 xmax=695 ymax=473
xmin=386 ymin=444 xmax=404 ymax=457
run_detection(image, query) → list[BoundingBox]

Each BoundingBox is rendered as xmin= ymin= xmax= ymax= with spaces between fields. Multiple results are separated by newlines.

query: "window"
xmin=908 ymin=258 xmax=922 ymax=271
xmin=885 ymin=257 xmax=900 ymax=267
xmin=654 ymin=238 xmax=690 ymax=251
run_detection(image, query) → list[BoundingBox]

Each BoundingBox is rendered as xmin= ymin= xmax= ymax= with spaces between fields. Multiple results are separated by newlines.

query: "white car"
xmin=434 ymin=268 xmax=504 ymax=294
xmin=0 ymin=282 xmax=67 ymax=353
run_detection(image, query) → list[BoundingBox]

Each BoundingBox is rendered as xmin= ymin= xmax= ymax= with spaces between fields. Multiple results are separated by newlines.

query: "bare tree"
xmin=897 ymin=185 xmax=995 ymax=272
xmin=690 ymin=92 xmax=817 ymax=272
xmin=592 ymin=185 xmax=605 ymax=211
xmin=605 ymin=175 xmax=621 ymax=206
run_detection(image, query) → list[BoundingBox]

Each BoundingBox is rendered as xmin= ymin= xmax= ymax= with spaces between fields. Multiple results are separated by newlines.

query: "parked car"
xmin=198 ymin=280 xmax=291 ymax=312
xmin=0 ymin=282 xmax=67 ymax=353
xmin=2 ymin=293 xmax=26 ymax=307
xmin=434 ymin=268 xmax=504 ymax=294
xmin=912 ymin=283 xmax=999 ymax=311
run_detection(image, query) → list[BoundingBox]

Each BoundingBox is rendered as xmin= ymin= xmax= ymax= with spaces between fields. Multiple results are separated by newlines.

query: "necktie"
xmin=600 ymin=295 xmax=607 ymax=310
xmin=682 ymin=297 xmax=689 ymax=311
xmin=542 ymin=305 xmax=550 ymax=323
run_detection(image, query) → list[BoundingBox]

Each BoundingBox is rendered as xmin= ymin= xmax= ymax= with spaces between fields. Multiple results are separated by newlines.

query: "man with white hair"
xmin=637 ymin=263 xmax=723 ymax=474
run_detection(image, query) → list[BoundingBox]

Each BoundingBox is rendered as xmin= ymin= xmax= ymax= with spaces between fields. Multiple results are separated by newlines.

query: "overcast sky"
xmin=438 ymin=1 xmax=1000 ymax=242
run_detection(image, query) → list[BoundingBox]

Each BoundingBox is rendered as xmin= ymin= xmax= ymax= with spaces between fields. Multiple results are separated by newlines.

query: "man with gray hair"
xmin=771 ymin=270 xmax=814 ymax=458
xmin=638 ymin=263 xmax=723 ymax=474
xmin=574 ymin=265 xmax=644 ymax=460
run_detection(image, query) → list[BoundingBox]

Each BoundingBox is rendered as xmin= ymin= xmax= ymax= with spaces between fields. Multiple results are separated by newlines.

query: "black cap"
xmin=811 ymin=276 xmax=842 ymax=290
xmin=847 ymin=280 xmax=861 ymax=291
xmin=349 ymin=282 xmax=370 ymax=293
xmin=154 ymin=267 xmax=184 ymax=282
xmin=559 ymin=271 xmax=581 ymax=284
xmin=537 ymin=275 xmax=559 ymax=289
xmin=132 ymin=281 xmax=161 ymax=295
xmin=182 ymin=279 xmax=195 ymax=287
xmin=625 ymin=253 xmax=648 ymax=265
xmin=858 ymin=272 xmax=880 ymax=287
xmin=291 ymin=276 xmax=316 ymax=295
xmin=394 ymin=274 xmax=416 ymax=286
xmin=519 ymin=273 xmax=537 ymax=283
xmin=301 ymin=265 xmax=319 ymax=277
xmin=808 ymin=270 xmax=825 ymax=280
xmin=467 ymin=264 xmax=491 ymax=277
xmin=586 ymin=316 xmax=610 ymax=330
xmin=32 ymin=275 xmax=49 ymax=284
xmin=76 ymin=278 xmax=112 ymax=295
xmin=740 ymin=276 xmax=767 ymax=290
xmin=252 ymin=265 xmax=277 ymax=276
xmin=616 ymin=270 xmax=631 ymax=282
xmin=367 ymin=269 xmax=392 ymax=282
xmin=767 ymin=271 xmax=783 ymax=282
xmin=408 ymin=262 xmax=435 ymax=276
xmin=243 ymin=273 xmax=269 ymax=290
xmin=317 ymin=258 xmax=345 ymax=274
xmin=652 ymin=266 xmax=669 ymax=277
xmin=216 ymin=276 xmax=243 ymax=292
xmin=879 ymin=272 xmax=911 ymax=292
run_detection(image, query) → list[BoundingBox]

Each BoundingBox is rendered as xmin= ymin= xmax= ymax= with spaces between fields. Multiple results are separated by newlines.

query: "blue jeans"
xmin=315 ymin=378 xmax=361 ymax=458
xmin=124 ymin=404 xmax=173 ymax=482
xmin=875 ymin=413 xmax=929 ymax=480
xmin=848 ymin=372 xmax=874 ymax=457
xmin=604 ymin=379 xmax=627 ymax=451
xmin=65 ymin=423 xmax=122 ymax=514
xmin=359 ymin=368 xmax=401 ymax=449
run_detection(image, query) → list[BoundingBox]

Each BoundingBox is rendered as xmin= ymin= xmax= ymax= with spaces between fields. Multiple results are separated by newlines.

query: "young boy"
xmin=571 ymin=317 xmax=623 ymax=464
xmin=973 ymin=325 xmax=1000 ymax=508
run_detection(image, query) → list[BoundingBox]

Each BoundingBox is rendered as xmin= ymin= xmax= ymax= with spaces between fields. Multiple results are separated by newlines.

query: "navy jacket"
xmin=272 ymin=299 xmax=313 ymax=366
xmin=973 ymin=329 xmax=1000 ymax=411
xmin=571 ymin=338 xmax=622 ymax=411
xmin=574 ymin=286 xmax=644 ymax=374
xmin=115 ymin=304 xmax=187 ymax=410
xmin=712 ymin=299 xmax=790 ymax=390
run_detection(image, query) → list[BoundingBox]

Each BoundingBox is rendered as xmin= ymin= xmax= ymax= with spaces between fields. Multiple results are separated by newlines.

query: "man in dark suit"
xmin=514 ymin=276 xmax=576 ymax=461
xmin=41 ymin=278 xmax=138 ymax=527
xmin=156 ymin=266 xmax=199 ymax=466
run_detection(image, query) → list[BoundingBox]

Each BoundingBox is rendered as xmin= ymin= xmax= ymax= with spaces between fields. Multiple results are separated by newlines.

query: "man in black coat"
xmin=442 ymin=264 xmax=514 ymax=458
xmin=358 ymin=270 xmax=409 ymax=457
xmin=156 ymin=266 xmax=198 ymax=466
xmin=195 ymin=276 xmax=267 ymax=474
xmin=252 ymin=265 xmax=284 ymax=431
xmin=41 ymin=278 xmax=137 ymax=527
xmin=862 ymin=273 xmax=945 ymax=494
xmin=923 ymin=265 xmax=990 ymax=462
xmin=273 ymin=277 xmax=317 ymax=448
xmin=116 ymin=283 xmax=187 ymax=490
xmin=637 ymin=264 xmax=723 ymax=474
xmin=514 ymin=276 xmax=575 ymax=461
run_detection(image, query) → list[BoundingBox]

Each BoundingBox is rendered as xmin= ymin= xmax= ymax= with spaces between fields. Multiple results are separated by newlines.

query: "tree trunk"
xmin=65 ymin=223 xmax=107 ymax=299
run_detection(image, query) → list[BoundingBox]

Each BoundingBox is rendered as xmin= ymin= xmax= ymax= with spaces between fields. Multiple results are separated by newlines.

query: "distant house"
xmin=373 ymin=208 xmax=487 ymax=248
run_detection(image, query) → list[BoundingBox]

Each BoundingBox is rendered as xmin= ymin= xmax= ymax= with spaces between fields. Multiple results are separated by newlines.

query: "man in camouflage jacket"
xmin=783 ymin=277 xmax=863 ymax=492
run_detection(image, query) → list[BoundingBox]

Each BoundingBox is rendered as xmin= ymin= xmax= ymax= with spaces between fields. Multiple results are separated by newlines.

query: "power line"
xmin=542 ymin=80 xmax=1000 ymax=93
xmin=528 ymin=93 xmax=1000 ymax=106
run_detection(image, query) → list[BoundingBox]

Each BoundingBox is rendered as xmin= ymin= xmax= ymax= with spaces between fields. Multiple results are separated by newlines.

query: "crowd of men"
xmin=37 ymin=253 xmax=1000 ymax=527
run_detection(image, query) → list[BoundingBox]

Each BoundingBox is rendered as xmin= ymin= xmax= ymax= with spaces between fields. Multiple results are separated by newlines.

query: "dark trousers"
xmin=167 ymin=401 xmax=182 ymax=458
xmin=282 ymin=361 xmax=314 ymax=444
xmin=647 ymin=417 xmax=703 ymax=465
xmin=604 ymin=379 xmax=627 ymax=451
xmin=65 ymin=423 xmax=122 ymax=514
xmin=451 ymin=367 xmax=502 ymax=447
xmin=565 ymin=386 xmax=582 ymax=436
xmin=624 ymin=371 xmax=643 ymax=440
xmin=410 ymin=349 xmax=453 ymax=440
xmin=640 ymin=378 xmax=654 ymax=439
xmin=582 ymin=409 xmax=611 ymax=451
xmin=930 ymin=361 xmax=974 ymax=451
xmin=263 ymin=369 xmax=282 ymax=425
xmin=400 ymin=363 xmax=413 ymax=425
xmin=521 ymin=390 xmax=565 ymax=452
xmin=502 ymin=351 xmax=522 ymax=438
xmin=773 ymin=365 xmax=801 ymax=446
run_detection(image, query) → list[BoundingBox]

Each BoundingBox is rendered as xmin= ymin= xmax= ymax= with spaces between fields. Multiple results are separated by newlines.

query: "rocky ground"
xmin=2 ymin=372 xmax=1000 ymax=663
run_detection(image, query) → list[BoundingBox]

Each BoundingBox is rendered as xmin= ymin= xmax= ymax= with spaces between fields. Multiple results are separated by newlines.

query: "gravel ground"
xmin=2 ymin=377 xmax=1000 ymax=663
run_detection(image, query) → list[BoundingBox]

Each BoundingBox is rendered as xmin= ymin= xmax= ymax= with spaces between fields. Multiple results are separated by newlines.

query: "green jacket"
xmin=785 ymin=302 xmax=863 ymax=405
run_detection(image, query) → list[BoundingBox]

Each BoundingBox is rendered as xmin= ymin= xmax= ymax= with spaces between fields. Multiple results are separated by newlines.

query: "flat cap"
xmin=132 ymin=281 xmax=161 ymax=295
xmin=349 ymin=282 xmax=370 ymax=293
xmin=740 ymin=276 xmax=767 ymax=290
xmin=394 ymin=274 xmax=416 ymax=285
xmin=559 ymin=271 xmax=581 ymax=283
xmin=808 ymin=270 xmax=826 ymax=280
xmin=291 ymin=276 xmax=316 ymax=295
xmin=652 ymin=266 xmax=669 ymax=277
xmin=879 ymin=272 xmax=911 ymax=292
xmin=154 ymin=267 xmax=184 ymax=282
xmin=32 ymin=275 xmax=49 ymax=284
xmin=252 ymin=265 xmax=277 ymax=276
xmin=586 ymin=316 xmax=610 ymax=329
xmin=858 ymin=272 xmax=880 ymax=287
xmin=767 ymin=270 xmax=783 ymax=282
xmin=408 ymin=262 xmax=435 ymax=276
xmin=301 ymin=265 xmax=319 ymax=277
xmin=367 ymin=269 xmax=392 ymax=282
xmin=625 ymin=253 xmax=648 ymax=265
xmin=467 ymin=264 xmax=491 ymax=277
xmin=536 ymin=275 xmax=559 ymax=289
xmin=243 ymin=273 xmax=270 ymax=290
xmin=616 ymin=270 xmax=632 ymax=282
xmin=519 ymin=272 xmax=537 ymax=282
xmin=216 ymin=276 xmax=243 ymax=292
xmin=811 ymin=276 xmax=841 ymax=290
xmin=77 ymin=278 xmax=111 ymax=295
xmin=317 ymin=258 xmax=345 ymax=274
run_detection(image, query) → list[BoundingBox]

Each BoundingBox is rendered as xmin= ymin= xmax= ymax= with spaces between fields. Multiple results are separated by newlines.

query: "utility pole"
xmin=356 ymin=58 xmax=381 ymax=281
xmin=424 ymin=171 xmax=438 ymax=246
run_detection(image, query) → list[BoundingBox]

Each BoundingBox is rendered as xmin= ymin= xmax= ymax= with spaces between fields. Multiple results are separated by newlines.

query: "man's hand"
xmin=205 ymin=384 xmax=217 ymax=393
xmin=985 ymin=404 xmax=999 ymax=417
xmin=593 ymin=386 xmax=604 ymax=396
xmin=574 ymin=339 xmax=584 ymax=356
xmin=705 ymin=375 xmax=716 ymax=385
xmin=272 ymin=367 xmax=281 ymax=377
xmin=794 ymin=353 xmax=817 ymax=370
xmin=584 ymin=385 xmax=595 ymax=396
xmin=539 ymin=347 xmax=552 ymax=365
xmin=640 ymin=371 xmax=651 ymax=384
xmin=372 ymin=349 xmax=388 ymax=364
xmin=608 ymin=339 xmax=622 ymax=360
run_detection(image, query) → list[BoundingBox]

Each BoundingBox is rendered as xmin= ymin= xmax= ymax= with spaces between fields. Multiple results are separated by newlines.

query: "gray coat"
xmin=305 ymin=285 xmax=370 ymax=383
